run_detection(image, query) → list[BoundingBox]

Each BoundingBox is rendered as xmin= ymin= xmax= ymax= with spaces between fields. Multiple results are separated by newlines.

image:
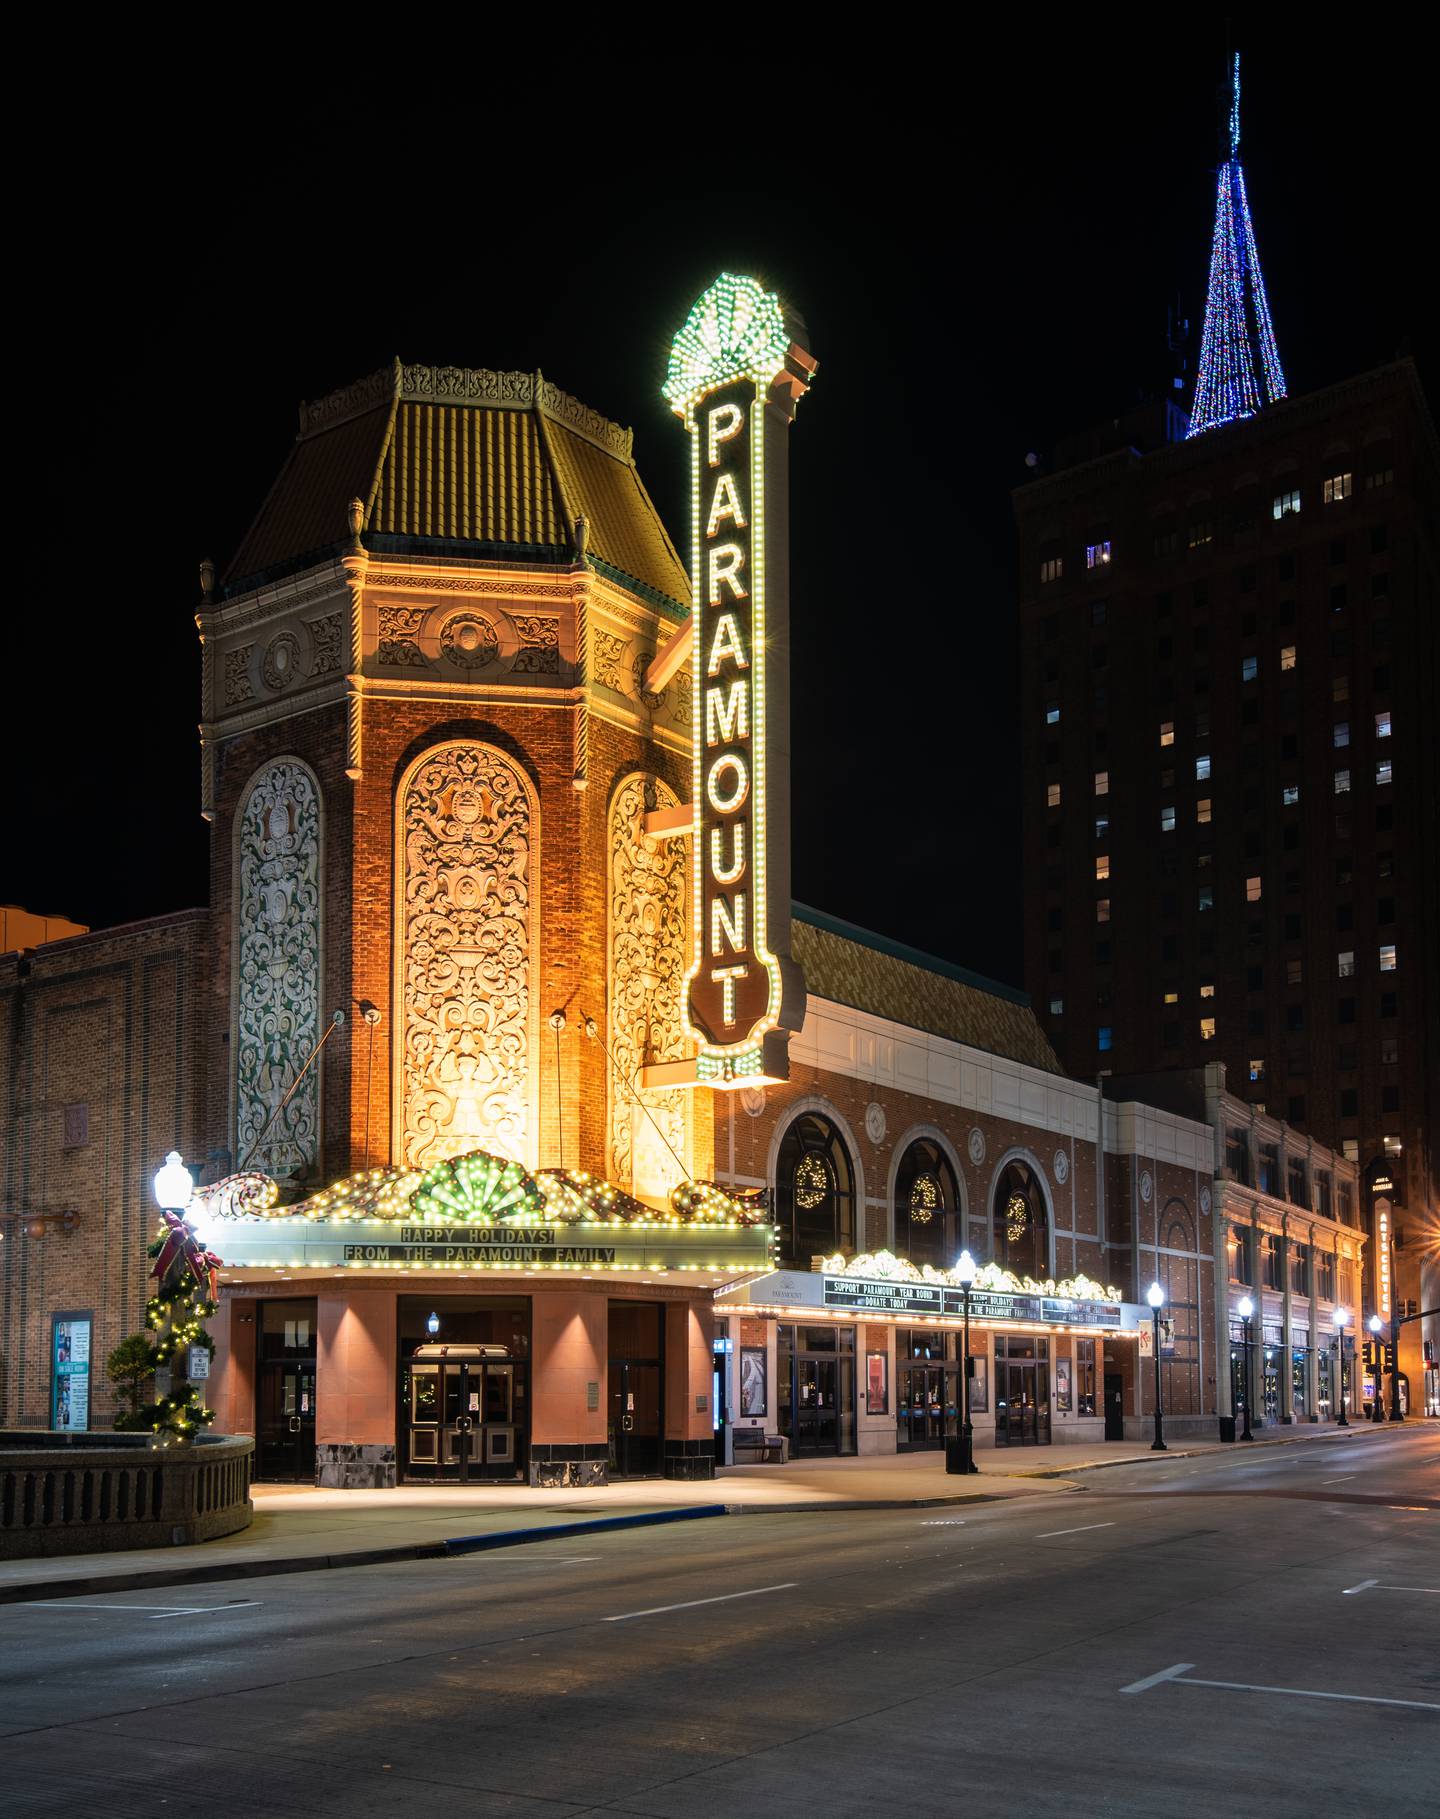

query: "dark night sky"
xmin=10 ymin=30 xmax=1428 ymax=990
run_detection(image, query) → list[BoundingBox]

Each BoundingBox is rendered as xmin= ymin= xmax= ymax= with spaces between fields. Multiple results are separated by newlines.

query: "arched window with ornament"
xmin=892 ymin=1136 xmax=962 ymax=1270
xmin=990 ymin=1156 xmax=1051 ymax=1280
xmin=774 ymin=1110 xmax=856 ymax=1267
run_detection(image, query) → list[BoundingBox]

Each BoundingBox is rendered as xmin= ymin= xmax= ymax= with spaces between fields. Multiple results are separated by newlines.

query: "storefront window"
xmin=1263 ymin=1337 xmax=1281 ymax=1423
xmin=991 ymin=1160 xmax=1049 ymax=1279
xmin=775 ymin=1114 xmax=856 ymax=1266
xmin=1318 ymin=1347 xmax=1333 ymax=1419
xmin=1075 ymin=1338 xmax=1097 ymax=1415
xmin=895 ymin=1139 xmax=961 ymax=1270
xmin=1292 ymin=1345 xmax=1308 ymax=1418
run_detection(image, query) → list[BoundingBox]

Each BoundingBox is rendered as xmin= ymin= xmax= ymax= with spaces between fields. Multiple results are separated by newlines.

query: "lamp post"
xmin=947 ymin=1249 xmax=979 ymax=1475
xmin=1333 ymin=1308 xmax=1350 ymax=1427
xmin=426 ymin=1311 xmax=441 ymax=1338
xmin=1237 ymin=1296 xmax=1255 ymax=1441
xmin=1368 ymin=1313 xmax=1383 ymax=1420
xmin=153 ymin=1150 xmax=195 ymax=1214
xmin=1146 ymin=1282 xmax=1168 ymax=1450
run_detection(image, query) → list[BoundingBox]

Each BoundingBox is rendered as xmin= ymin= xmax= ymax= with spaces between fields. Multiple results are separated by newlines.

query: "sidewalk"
xmin=0 ymin=1419 xmax=1389 ymax=1605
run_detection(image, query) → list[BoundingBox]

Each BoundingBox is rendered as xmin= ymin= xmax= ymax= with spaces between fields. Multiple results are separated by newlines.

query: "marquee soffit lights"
xmin=818 ymin=1248 xmax=1125 ymax=1304
xmin=187 ymin=1150 xmax=769 ymax=1231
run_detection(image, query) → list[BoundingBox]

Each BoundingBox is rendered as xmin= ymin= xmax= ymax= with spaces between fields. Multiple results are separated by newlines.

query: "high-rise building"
xmin=1015 ymin=62 xmax=1439 ymax=1415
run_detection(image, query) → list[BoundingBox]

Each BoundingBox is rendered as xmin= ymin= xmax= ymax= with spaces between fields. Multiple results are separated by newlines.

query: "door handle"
xmin=288 ymin=1416 xmax=301 ymax=1433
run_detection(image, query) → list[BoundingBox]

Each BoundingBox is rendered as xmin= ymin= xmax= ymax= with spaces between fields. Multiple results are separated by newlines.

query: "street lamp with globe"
xmin=1368 ymin=1312 xmax=1384 ymax=1419
xmin=153 ymin=1150 xmax=195 ymax=1214
xmin=1333 ymin=1307 xmax=1350 ymax=1427
xmin=1146 ymin=1282 xmax=1168 ymax=1451
xmin=946 ymin=1249 xmax=979 ymax=1476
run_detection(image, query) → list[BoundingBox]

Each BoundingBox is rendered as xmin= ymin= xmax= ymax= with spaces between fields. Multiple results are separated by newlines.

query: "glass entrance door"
xmin=405 ymin=1359 xmax=521 ymax=1480
xmin=609 ymin=1302 xmax=663 ymax=1477
xmin=794 ymin=1357 xmax=839 ymax=1453
xmin=897 ymin=1365 xmax=950 ymax=1450
xmin=255 ymin=1299 xmax=317 ymax=1481
xmin=994 ymin=1337 xmax=1051 ymax=1447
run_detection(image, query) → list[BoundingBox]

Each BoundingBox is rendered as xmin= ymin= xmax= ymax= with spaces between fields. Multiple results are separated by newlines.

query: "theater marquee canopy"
xmin=185 ymin=1150 xmax=776 ymax=1287
xmin=717 ymin=1251 xmax=1144 ymax=1335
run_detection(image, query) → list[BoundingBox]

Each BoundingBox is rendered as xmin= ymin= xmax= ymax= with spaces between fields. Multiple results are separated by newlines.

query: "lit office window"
xmin=1333 ymin=722 xmax=1350 ymax=747
xmin=1334 ymin=769 xmax=1351 ymax=794
xmin=1200 ymin=1017 xmax=1216 ymax=1041
xmin=1198 ymin=884 xmax=1215 ymax=912
xmin=1159 ymin=721 xmax=1175 ymax=747
xmin=1375 ymin=710 xmax=1391 ymax=738
xmin=1049 ymin=996 xmax=1064 ymax=1016
xmin=1096 ymin=899 xmax=1111 ymax=924
xmin=1187 ymin=520 xmax=1213 ymax=548
xmin=1272 ymin=488 xmax=1301 ymax=518
xmin=1337 ymin=951 xmax=1355 ymax=978
xmin=1376 ymin=759 xmax=1392 ymax=786
xmin=1323 ymin=473 xmax=1353 ymax=503
xmin=1342 ymin=1139 xmax=1359 ymax=1162
xmin=1040 ymin=558 xmax=1063 ymax=583
xmin=1196 ymin=754 xmax=1211 ymax=780
xmin=1087 ymin=541 xmax=1112 ymax=569
xmin=1162 ymin=991 xmax=1179 ymax=1004
xmin=1200 ymin=983 xmax=1216 ymax=999
xmin=1095 ymin=815 xmax=1109 ymax=839
xmin=1197 ymin=797 xmax=1213 ymax=824
xmin=1283 ymin=784 xmax=1299 ymax=806
xmin=1160 ymin=806 xmax=1175 ymax=832
xmin=1382 ymin=1134 xmax=1401 ymax=1157
xmin=1095 ymin=854 xmax=1110 ymax=881
xmin=1045 ymin=703 xmax=1060 ymax=724
xmin=1097 ymin=1026 xmax=1113 ymax=1052
xmin=1246 ymin=876 xmax=1262 ymax=902
xmin=1240 ymin=655 xmax=1257 ymax=682
xmin=1379 ymin=944 xmax=1397 ymax=972
xmin=1094 ymin=770 xmax=1109 ymax=796
xmin=1249 ymin=1057 xmax=1266 ymax=1083
xmin=1047 ymin=783 xmax=1061 ymax=808
xmin=1280 ymin=645 xmax=1297 ymax=671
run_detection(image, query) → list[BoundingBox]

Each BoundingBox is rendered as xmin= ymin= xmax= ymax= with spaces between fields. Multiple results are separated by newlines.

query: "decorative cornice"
xmin=297 ymin=360 xmax=635 ymax=462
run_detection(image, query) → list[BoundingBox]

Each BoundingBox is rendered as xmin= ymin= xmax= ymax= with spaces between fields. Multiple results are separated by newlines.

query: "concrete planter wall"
xmin=0 ymin=1431 xmax=253 ymax=1559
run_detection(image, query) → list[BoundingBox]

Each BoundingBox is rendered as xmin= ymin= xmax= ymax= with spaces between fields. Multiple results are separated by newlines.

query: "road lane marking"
xmin=603 ymin=1583 xmax=797 ymax=1622
xmin=29 ymin=1601 xmax=262 ymax=1618
xmin=1121 ymin=1663 xmax=1194 ymax=1694
xmin=1341 ymin=1579 xmax=1379 ymax=1595
xmin=1321 ymin=1475 xmax=1357 ymax=1484
xmin=919 ymin=1519 xmax=967 ymax=1527
xmin=1344 ymin=1582 xmax=1440 ymax=1596
xmin=1121 ymin=1661 xmax=1439 ymax=1710
xmin=1035 ymin=1522 xmax=1116 ymax=1539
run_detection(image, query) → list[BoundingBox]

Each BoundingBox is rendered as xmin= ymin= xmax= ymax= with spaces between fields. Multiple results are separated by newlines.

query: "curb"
xmin=0 ymin=1490 xmax=1015 ymax=1606
xmin=1013 ymin=1421 xmax=1395 ymax=1480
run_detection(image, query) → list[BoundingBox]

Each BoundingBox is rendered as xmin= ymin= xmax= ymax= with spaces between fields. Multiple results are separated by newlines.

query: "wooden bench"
xmin=732 ymin=1428 xmax=787 ymax=1464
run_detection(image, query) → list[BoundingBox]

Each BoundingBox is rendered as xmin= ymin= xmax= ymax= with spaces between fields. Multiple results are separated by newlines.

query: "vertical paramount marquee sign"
xmin=662 ymin=275 xmax=815 ymax=1085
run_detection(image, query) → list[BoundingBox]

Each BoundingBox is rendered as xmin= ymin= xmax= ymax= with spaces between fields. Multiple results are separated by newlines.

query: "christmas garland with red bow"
xmin=140 ymin=1215 xmax=223 ymax=1440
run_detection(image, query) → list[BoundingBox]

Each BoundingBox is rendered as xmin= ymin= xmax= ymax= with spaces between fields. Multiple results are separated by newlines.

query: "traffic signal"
xmin=1384 ymin=1343 xmax=1397 ymax=1376
xmin=1364 ymin=1340 xmax=1377 ymax=1371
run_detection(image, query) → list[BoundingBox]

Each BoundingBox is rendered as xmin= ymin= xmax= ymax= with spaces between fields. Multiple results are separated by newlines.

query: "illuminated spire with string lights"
xmin=1187 ymin=54 xmax=1287 ymax=437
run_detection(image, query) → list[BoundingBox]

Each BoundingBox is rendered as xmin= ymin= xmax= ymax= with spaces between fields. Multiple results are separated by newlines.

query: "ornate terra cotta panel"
xmin=234 ymin=759 xmax=322 ymax=1178
xmin=608 ymin=773 xmax=688 ymax=1200
xmin=396 ymin=742 xmax=537 ymax=1171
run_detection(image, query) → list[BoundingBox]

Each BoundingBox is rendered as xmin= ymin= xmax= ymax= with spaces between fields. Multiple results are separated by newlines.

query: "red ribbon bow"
xmin=152 ymin=1211 xmax=223 ymax=1301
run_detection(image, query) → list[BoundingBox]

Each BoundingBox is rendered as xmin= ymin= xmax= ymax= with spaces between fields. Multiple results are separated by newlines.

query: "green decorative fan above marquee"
xmin=663 ymin=273 xmax=791 ymax=411
xmin=410 ymin=1151 xmax=546 ymax=1226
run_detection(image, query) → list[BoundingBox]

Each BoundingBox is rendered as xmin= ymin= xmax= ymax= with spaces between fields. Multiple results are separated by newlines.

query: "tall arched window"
xmin=992 ymin=1158 xmax=1049 ymax=1279
xmin=775 ymin=1113 xmax=855 ymax=1265
xmin=894 ymin=1139 xmax=960 ymax=1269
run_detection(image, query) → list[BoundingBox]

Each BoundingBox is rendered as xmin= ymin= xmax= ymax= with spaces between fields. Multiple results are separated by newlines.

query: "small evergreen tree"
xmin=106 ymin=1332 xmax=155 ymax=1429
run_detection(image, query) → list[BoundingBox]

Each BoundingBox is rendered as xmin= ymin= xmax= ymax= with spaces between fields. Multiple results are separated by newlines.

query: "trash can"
xmin=945 ymin=1437 xmax=970 ymax=1475
xmin=1217 ymin=1415 xmax=1236 ymax=1443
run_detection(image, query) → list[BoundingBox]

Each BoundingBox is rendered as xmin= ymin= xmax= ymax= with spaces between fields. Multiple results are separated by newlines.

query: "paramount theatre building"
xmin=1 ymin=278 xmax=1368 ymax=1485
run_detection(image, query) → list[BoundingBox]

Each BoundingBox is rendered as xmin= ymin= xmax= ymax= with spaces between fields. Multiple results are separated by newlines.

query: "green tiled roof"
xmin=793 ymin=905 xmax=1064 ymax=1075
xmin=224 ymin=361 xmax=690 ymax=610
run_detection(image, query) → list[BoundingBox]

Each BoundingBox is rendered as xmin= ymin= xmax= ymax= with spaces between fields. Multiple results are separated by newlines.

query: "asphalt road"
xmin=1 ymin=1426 xmax=1435 ymax=1818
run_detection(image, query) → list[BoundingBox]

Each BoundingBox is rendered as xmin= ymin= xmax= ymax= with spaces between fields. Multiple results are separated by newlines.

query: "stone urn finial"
xmin=199 ymin=558 xmax=215 ymax=602
xmin=347 ymin=496 xmax=365 ymax=550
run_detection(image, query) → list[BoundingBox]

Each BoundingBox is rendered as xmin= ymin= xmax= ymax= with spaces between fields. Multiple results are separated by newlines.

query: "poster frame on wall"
xmin=51 ymin=1309 xmax=94 ymax=1433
